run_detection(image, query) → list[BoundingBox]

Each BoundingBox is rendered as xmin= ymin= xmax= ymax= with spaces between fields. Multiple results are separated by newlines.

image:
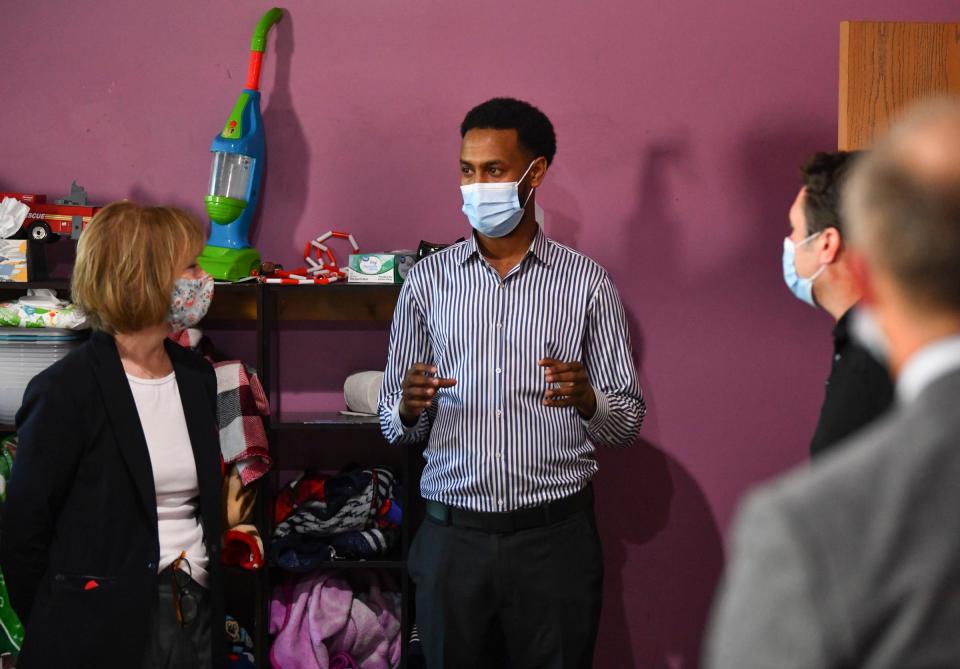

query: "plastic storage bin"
xmin=0 ymin=329 xmax=85 ymax=423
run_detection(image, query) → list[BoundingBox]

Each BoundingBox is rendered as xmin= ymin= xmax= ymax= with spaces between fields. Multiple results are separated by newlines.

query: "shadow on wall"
xmin=258 ymin=13 xmax=309 ymax=257
xmin=592 ymin=118 xmax=834 ymax=666
xmin=628 ymin=135 xmax=693 ymax=280
xmin=625 ymin=120 xmax=823 ymax=289
xmin=592 ymin=305 xmax=724 ymax=668
xmin=594 ymin=441 xmax=724 ymax=668
xmin=735 ymin=116 xmax=828 ymax=253
xmin=540 ymin=182 xmax=583 ymax=249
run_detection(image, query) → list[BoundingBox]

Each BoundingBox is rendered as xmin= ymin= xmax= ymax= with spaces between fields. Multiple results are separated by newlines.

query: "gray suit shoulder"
xmin=723 ymin=370 xmax=960 ymax=667
xmin=761 ymin=373 xmax=960 ymax=546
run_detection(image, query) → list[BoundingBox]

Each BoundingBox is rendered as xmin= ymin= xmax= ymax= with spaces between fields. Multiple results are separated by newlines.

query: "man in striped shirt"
xmin=379 ymin=97 xmax=645 ymax=667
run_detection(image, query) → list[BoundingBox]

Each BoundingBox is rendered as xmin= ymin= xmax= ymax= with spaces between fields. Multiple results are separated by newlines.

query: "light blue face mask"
xmin=460 ymin=161 xmax=536 ymax=238
xmin=782 ymin=232 xmax=825 ymax=307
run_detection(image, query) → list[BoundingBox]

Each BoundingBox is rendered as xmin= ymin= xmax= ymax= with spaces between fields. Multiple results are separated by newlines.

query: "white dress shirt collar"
xmin=897 ymin=334 xmax=960 ymax=404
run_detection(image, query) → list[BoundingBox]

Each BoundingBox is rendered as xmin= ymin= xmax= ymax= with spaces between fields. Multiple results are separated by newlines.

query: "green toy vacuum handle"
xmin=250 ymin=8 xmax=283 ymax=52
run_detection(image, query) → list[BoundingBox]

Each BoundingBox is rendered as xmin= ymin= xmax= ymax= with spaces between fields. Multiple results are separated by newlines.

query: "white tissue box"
xmin=347 ymin=253 xmax=415 ymax=284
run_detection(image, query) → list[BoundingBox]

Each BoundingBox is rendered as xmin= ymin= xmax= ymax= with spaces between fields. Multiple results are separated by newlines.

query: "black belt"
xmin=425 ymin=485 xmax=593 ymax=533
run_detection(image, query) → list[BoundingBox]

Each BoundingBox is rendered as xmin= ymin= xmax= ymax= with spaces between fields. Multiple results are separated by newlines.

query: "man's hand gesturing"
xmin=399 ymin=363 xmax=457 ymax=425
xmin=539 ymin=358 xmax=597 ymax=419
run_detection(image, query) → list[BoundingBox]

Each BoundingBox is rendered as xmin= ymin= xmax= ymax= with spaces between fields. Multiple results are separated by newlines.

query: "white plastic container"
xmin=0 ymin=329 xmax=85 ymax=423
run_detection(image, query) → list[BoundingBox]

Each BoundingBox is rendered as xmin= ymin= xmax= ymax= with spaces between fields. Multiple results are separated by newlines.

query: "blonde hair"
xmin=72 ymin=201 xmax=205 ymax=333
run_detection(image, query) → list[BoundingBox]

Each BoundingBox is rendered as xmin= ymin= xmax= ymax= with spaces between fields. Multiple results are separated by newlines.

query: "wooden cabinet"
xmin=839 ymin=21 xmax=960 ymax=150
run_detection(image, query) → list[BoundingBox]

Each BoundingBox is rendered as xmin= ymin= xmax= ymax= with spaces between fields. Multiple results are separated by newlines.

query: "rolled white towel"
xmin=344 ymin=371 xmax=385 ymax=415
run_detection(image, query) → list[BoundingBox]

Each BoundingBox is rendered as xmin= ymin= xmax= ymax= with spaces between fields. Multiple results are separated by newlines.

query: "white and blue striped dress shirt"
xmin=379 ymin=229 xmax=644 ymax=512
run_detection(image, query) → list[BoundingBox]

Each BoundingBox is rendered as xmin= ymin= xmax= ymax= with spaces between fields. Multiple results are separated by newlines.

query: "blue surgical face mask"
xmin=461 ymin=161 xmax=537 ymax=238
xmin=782 ymin=232 xmax=825 ymax=307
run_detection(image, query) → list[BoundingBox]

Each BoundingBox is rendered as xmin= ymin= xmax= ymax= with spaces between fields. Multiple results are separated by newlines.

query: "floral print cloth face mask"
xmin=169 ymin=275 xmax=214 ymax=331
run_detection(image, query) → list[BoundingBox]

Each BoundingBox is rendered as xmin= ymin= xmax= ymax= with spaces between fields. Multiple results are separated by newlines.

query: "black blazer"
xmin=0 ymin=331 xmax=225 ymax=668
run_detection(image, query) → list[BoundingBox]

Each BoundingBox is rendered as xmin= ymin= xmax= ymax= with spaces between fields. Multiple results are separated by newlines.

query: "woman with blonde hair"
xmin=0 ymin=202 xmax=224 ymax=668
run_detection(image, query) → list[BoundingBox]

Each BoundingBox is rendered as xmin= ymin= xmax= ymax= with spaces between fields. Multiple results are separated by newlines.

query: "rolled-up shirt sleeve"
xmin=581 ymin=272 xmax=644 ymax=447
xmin=379 ymin=271 xmax=434 ymax=445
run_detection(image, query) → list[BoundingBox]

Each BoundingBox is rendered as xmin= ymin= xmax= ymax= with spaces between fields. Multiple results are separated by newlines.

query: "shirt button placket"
xmin=495 ymin=280 xmax=506 ymax=506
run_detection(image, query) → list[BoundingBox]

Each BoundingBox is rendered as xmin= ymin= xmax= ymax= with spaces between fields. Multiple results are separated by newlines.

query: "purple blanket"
xmin=270 ymin=571 xmax=401 ymax=669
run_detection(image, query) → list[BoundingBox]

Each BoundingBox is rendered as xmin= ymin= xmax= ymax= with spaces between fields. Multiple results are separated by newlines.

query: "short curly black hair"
xmin=801 ymin=151 xmax=863 ymax=236
xmin=461 ymin=97 xmax=557 ymax=165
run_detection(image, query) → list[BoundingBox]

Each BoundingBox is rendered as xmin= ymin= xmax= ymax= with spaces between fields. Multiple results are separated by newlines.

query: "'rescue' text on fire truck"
xmin=0 ymin=182 xmax=101 ymax=242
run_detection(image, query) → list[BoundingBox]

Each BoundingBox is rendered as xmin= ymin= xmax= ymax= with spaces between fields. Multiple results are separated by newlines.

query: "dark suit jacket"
xmin=0 ymin=331 xmax=225 ymax=668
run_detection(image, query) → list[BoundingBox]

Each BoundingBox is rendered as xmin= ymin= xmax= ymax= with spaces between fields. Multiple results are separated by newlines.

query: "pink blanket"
xmin=270 ymin=571 xmax=401 ymax=669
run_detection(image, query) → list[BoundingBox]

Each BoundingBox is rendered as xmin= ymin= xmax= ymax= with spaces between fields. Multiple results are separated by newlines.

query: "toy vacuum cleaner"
xmin=199 ymin=7 xmax=283 ymax=281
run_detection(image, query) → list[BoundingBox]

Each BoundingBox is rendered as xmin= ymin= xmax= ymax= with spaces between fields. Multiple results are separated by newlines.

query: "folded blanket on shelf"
xmin=330 ymin=652 xmax=360 ymax=669
xmin=270 ymin=527 xmax=399 ymax=572
xmin=270 ymin=467 xmax=401 ymax=570
xmin=0 ymin=293 xmax=88 ymax=329
xmin=274 ymin=468 xmax=388 ymax=529
xmin=269 ymin=571 xmax=401 ymax=669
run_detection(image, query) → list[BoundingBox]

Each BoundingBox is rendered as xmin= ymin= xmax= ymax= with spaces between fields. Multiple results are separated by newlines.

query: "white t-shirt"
xmin=127 ymin=371 xmax=210 ymax=588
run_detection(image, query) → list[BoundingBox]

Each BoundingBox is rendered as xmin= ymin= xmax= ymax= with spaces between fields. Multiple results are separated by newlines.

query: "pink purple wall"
xmin=4 ymin=1 xmax=958 ymax=665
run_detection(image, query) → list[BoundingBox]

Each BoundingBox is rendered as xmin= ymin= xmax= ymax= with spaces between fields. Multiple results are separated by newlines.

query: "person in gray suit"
xmin=705 ymin=99 xmax=960 ymax=669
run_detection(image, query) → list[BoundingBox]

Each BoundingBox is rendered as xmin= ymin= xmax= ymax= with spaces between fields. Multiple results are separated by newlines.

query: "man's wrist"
xmin=576 ymin=387 xmax=598 ymax=420
xmin=399 ymin=405 xmax=420 ymax=427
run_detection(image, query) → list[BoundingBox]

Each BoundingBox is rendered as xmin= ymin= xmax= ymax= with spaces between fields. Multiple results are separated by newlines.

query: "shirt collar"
xmin=833 ymin=306 xmax=854 ymax=348
xmin=457 ymin=226 xmax=553 ymax=268
xmin=455 ymin=234 xmax=479 ymax=266
xmin=896 ymin=334 xmax=960 ymax=404
xmin=527 ymin=226 xmax=552 ymax=266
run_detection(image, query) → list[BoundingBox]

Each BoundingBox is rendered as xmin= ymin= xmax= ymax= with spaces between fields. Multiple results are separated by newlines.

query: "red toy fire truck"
xmin=0 ymin=182 xmax=101 ymax=242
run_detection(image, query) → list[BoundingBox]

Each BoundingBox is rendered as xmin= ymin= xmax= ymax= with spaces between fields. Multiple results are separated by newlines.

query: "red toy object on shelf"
xmin=256 ymin=268 xmax=341 ymax=285
xmin=0 ymin=182 xmax=100 ymax=243
xmin=303 ymin=231 xmax=360 ymax=281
